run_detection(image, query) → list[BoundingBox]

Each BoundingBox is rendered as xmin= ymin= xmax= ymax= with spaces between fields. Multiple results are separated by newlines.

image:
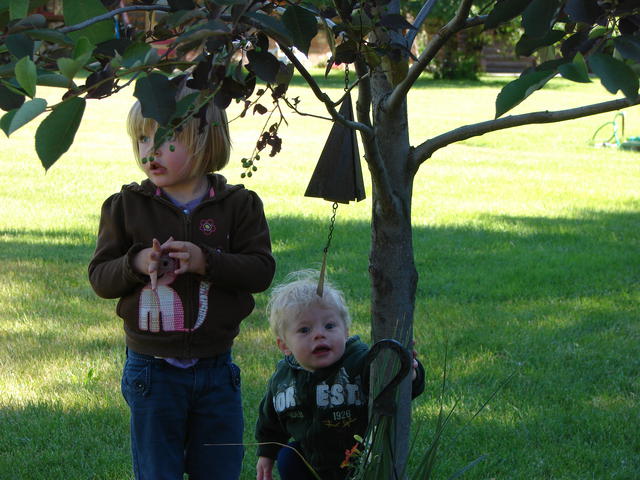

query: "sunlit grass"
xmin=1 ymin=72 xmax=638 ymax=479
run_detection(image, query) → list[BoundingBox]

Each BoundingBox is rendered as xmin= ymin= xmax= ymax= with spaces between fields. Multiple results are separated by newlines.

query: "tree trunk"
xmin=365 ymin=67 xmax=418 ymax=478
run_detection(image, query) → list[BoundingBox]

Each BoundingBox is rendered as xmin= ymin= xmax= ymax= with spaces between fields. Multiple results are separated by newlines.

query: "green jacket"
xmin=255 ymin=336 xmax=425 ymax=480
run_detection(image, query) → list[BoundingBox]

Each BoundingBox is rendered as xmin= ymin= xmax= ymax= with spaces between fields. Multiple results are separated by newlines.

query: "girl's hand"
xmin=256 ymin=456 xmax=274 ymax=480
xmin=163 ymin=240 xmax=206 ymax=276
xmin=134 ymin=237 xmax=174 ymax=290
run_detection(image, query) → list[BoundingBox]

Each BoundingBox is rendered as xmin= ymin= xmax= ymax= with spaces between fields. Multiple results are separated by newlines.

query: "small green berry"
xmin=169 ymin=144 xmax=175 ymax=152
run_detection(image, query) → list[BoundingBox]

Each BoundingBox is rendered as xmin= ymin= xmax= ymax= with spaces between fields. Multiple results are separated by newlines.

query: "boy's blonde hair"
xmin=267 ymin=270 xmax=351 ymax=339
xmin=126 ymin=78 xmax=231 ymax=176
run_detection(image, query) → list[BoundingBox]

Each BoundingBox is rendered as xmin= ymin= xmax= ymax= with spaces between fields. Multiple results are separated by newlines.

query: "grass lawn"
xmin=0 ymin=71 xmax=638 ymax=479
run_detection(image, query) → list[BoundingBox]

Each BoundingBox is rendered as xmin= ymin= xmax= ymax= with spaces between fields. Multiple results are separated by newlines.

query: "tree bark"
xmin=365 ymin=66 xmax=418 ymax=479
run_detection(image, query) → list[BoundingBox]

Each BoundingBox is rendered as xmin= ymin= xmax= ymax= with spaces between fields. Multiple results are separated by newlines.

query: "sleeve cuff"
xmin=124 ymin=243 xmax=150 ymax=284
xmin=257 ymin=443 xmax=282 ymax=459
xmin=411 ymin=361 xmax=426 ymax=399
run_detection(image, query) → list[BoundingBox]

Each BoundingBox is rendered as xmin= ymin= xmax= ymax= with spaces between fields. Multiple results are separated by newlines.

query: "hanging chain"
xmin=344 ymin=64 xmax=350 ymax=92
xmin=318 ymin=201 xmax=338 ymax=297
xmin=323 ymin=202 xmax=339 ymax=254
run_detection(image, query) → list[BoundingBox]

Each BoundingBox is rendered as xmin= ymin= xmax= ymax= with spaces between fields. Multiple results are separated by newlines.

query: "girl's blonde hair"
xmin=126 ymin=79 xmax=231 ymax=176
xmin=267 ymin=270 xmax=351 ymax=339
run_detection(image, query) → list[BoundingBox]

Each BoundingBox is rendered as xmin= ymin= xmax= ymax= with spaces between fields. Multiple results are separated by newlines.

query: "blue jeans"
xmin=121 ymin=349 xmax=244 ymax=480
xmin=277 ymin=442 xmax=319 ymax=480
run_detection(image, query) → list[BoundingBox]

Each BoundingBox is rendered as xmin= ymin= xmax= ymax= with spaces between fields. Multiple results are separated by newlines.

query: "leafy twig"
xmin=276 ymin=42 xmax=374 ymax=136
xmin=59 ymin=5 xmax=172 ymax=34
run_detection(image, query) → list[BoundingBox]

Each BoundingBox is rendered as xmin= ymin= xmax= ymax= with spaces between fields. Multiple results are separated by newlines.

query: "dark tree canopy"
xmin=0 ymin=0 xmax=638 ymax=169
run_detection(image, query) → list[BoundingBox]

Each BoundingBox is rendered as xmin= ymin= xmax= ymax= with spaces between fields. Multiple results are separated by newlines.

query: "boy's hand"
xmin=163 ymin=240 xmax=206 ymax=276
xmin=256 ymin=456 xmax=275 ymax=480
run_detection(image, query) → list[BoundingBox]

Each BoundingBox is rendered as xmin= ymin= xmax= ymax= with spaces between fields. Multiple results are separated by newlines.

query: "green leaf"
xmin=321 ymin=17 xmax=336 ymax=58
xmin=168 ymin=0 xmax=196 ymax=10
xmin=176 ymin=19 xmax=230 ymax=45
xmin=0 ymin=110 xmax=16 ymax=134
xmin=589 ymin=53 xmax=639 ymax=100
xmin=588 ymin=26 xmax=609 ymax=39
xmin=174 ymin=92 xmax=199 ymax=119
xmin=73 ymin=36 xmax=95 ymax=64
xmin=0 ymin=78 xmax=24 ymax=96
xmin=63 ymin=0 xmax=114 ymax=45
xmin=10 ymin=13 xmax=47 ymax=30
xmin=614 ymin=36 xmax=640 ymax=63
xmin=9 ymin=0 xmax=28 ymax=20
xmin=0 ymin=82 xmax=24 ymax=111
xmin=246 ymin=49 xmax=280 ymax=84
xmin=522 ymin=0 xmax=560 ymax=39
xmin=121 ymin=41 xmax=152 ymax=68
xmin=35 ymin=96 xmax=86 ymax=170
xmin=133 ymin=73 xmax=176 ymax=126
xmin=495 ymin=69 xmax=556 ymax=118
xmin=160 ymin=8 xmax=206 ymax=30
xmin=38 ymin=72 xmax=76 ymax=88
xmin=95 ymin=38 xmax=131 ymax=58
xmin=15 ymin=56 xmax=37 ymax=98
xmin=558 ymin=52 xmax=591 ymax=83
xmin=516 ymin=29 xmax=565 ymax=57
xmin=281 ymin=5 xmax=317 ymax=56
xmin=564 ymin=0 xmax=604 ymax=24
xmin=1 ymin=97 xmax=46 ymax=136
xmin=245 ymin=12 xmax=292 ymax=47
xmin=6 ymin=33 xmax=34 ymax=59
xmin=485 ymin=0 xmax=530 ymax=30
xmin=275 ymin=61 xmax=294 ymax=86
xmin=57 ymin=57 xmax=81 ymax=82
xmin=25 ymin=28 xmax=74 ymax=46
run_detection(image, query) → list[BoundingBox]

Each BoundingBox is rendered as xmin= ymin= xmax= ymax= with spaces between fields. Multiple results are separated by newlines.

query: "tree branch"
xmin=410 ymin=96 xmax=640 ymax=169
xmin=59 ymin=5 xmax=172 ymax=34
xmin=354 ymin=58 xmax=373 ymax=133
xmin=385 ymin=0 xmax=474 ymax=113
xmin=405 ymin=0 xmax=439 ymax=50
xmin=277 ymin=43 xmax=374 ymax=136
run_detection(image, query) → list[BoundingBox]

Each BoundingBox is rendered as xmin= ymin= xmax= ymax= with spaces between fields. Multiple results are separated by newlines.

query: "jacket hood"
xmin=123 ymin=173 xmax=243 ymax=201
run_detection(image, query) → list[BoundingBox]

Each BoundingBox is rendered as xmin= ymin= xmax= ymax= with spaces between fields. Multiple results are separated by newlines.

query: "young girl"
xmin=89 ymin=77 xmax=275 ymax=480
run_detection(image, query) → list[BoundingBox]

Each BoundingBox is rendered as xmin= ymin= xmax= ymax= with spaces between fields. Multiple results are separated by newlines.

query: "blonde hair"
xmin=126 ymin=79 xmax=231 ymax=176
xmin=267 ymin=270 xmax=351 ymax=339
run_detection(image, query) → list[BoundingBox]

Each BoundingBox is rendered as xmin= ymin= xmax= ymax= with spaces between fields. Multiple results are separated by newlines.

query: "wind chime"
xmin=304 ymin=65 xmax=366 ymax=295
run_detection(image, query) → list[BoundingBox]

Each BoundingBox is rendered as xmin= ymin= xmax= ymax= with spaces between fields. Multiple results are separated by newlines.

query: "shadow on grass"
xmin=1 ymin=207 xmax=637 ymax=340
xmin=1 ymin=208 xmax=638 ymax=479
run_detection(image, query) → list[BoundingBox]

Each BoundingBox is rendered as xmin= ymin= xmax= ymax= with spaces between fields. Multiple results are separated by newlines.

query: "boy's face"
xmin=138 ymin=131 xmax=195 ymax=191
xmin=277 ymin=304 xmax=349 ymax=371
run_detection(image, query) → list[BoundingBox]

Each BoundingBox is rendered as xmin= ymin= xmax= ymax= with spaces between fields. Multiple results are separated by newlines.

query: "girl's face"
xmin=277 ymin=304 xmax=349 ymax=371
xmin=138 ymin=132 xmax=197 ymax=193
